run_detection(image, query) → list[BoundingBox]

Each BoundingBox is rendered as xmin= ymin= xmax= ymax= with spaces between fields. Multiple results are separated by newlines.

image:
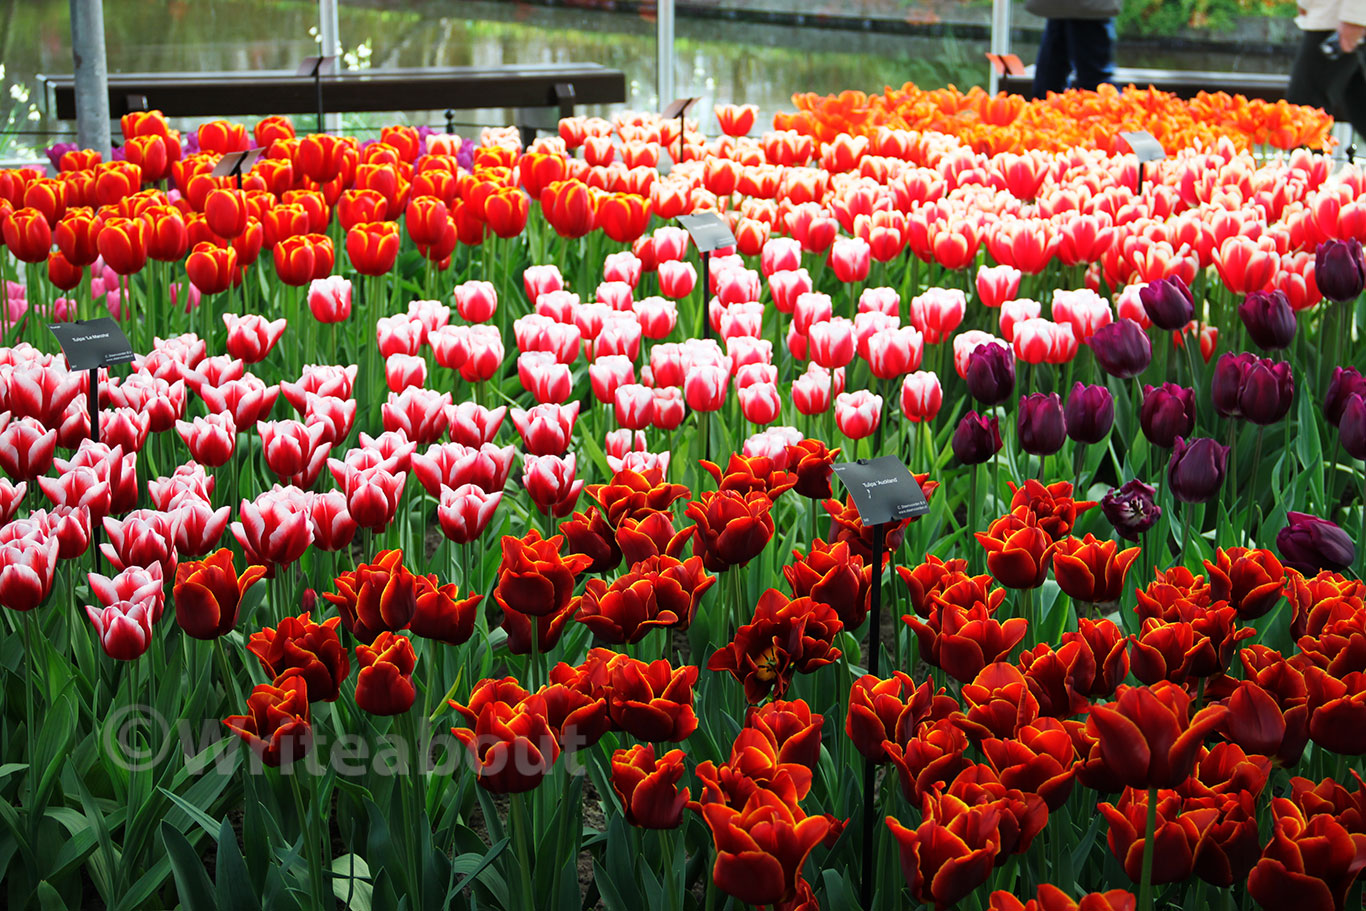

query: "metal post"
xmin=88 ymin=365 xmax=102 ymax=573
xmin=656 ymin=0 xmax=675 ymax=110
xmin=859 ymin=520 xmax=887 ymax=911
xmin=69 ymin=0 xmax=112 ymax=159
xmin=989 ymin=0 xmax=1012 ymax=96
xmin=318 ymin=0 xmax=342 ymax=132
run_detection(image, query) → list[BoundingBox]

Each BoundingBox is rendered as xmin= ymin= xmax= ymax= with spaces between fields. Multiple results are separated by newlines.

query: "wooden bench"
xmin=37 ymin=63 xmax=626 ymax=130
xmin=1001 ymin=65 xmax=1288 ymax=102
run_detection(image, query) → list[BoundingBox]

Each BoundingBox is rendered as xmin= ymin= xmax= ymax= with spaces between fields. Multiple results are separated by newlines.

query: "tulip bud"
xmin=1238 ymin=289 xmax=1296 ymax=351
xmin=900 ymin=371 xmax=942 ymax=423
xmin=835 ymin=390 xmax=882 ymax=440
xmin=1275 ymin=510 xmax=1355 ymax=574
xmin=1140 ymin=383 xmax=1195 ymax=448
xmin=1167 ymin=437 xmax=1229 ymax=504
xmin=1314 ymin=238 xmax=1366 ymax=302
xmin=1017 ymin=392 xmax=1066 ymax=456
xmin=1101 ymin=479 xmax=1161 ymax=541
xmin=1340 ymin=393 xmax=1366 ymax=460
xmin=1064 ymin=382 xmax=1114 ymax=444
xmin=1326 ymin=366 xmax=1366 ymax=426
xmin=953 ymin=412 xmax=1002 ymax=465
xmin=1088 ymin=318 xmax=1151 ymax=379
xmin=1138 ymin=275 xmax=1195 ymax=331
xmin=964 ymin=343 xmax=1015 ymax=406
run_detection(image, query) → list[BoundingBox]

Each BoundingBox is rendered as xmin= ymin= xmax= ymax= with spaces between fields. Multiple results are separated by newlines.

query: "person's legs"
xmin=1032 ymin=19 xmax=1071 ymax=99
xmin=1289 ymin=31 xmax=1366 ymax=142
xmin=1288 ymin=31 xmax=1335 ymax=110
xmin=1333 ymin=51 xmax=1366 ymax=141
xmin=1067 ymin=18 xmax=1116 ymax=91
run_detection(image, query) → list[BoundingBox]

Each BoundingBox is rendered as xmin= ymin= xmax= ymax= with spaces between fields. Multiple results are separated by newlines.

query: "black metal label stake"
xmin=678 ymin=212 xmax=736 ymax=343
xmin=661 ymin=96 xmax=700 ymax=164
xmin=49 ymin=318 xmax=137 ymax=574
xmin=1119 ymin=130 xmax=1166 ymax=195
xmin=211 ymin=146 xmax=270 ymax=190
xmin=296 ymin=55 xmax=338 ymax=134
xmin=830 ymin=455 xmax=929 ymax=911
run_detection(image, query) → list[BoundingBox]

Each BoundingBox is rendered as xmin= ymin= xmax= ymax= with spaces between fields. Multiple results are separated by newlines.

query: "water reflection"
xmin=2 ymin=0 xmax=983 ymax=141
xmin=0 ymin=0 xmax=1293 ymax=147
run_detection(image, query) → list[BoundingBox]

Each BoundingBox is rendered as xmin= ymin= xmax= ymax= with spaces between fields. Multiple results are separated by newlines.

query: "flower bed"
xmin=0 ymin=87 xmax=1362 ymax=911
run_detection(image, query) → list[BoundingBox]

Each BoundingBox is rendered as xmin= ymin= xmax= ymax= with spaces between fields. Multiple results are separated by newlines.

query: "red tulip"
xmin=611 ymin=744 xmax=689 ymax=828
xmin=345 ymin=221 xmax=401 ymax=276
xmin=708 ymin=588 xmax=842 ymax=703
xmin=246 ymin=612 xmax=349 ymax=702
xmin=354 ymin=631 xmax=417 ymax=715
xmin=223 ymin=677 xmax=313 ymax=767
xmin=173 ymin=548 xmax=266 ymax=640
xmin=702 ymin=790 xmax=833 ymax=907
xmin=1085 ymin=682 xmax=1229 ymax=789
xmin=886 ymin=794 xmax=1002 ymax=910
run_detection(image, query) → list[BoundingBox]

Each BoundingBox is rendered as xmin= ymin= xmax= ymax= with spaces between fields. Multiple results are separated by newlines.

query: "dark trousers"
xmin=1031 ymin=18 xmax=1116 ymax=98
xmin=1288 ymin=30 xmax=1366 ymax=141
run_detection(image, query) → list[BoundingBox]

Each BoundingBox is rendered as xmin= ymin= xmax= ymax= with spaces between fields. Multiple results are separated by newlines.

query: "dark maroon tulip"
xmin=1211 ymin=353 xmax=1255 ymax=418
xmin=1140 ymin=383 xmax=1196 ymax=448
xmin=1315 ymin=238 xmax=1366 ymax=303
xmin=1088 ymin=318 xmax=1152 ymax=380
xmin=1017 ymin=392 xmax=1066 ymax=456
xmin=1237 ymin=359 xmax=1293 ymax=426
xmin=965 ymin=343 xmax=1015 ymax=406
xmin=1064 ymin=382 xmax=1114 ymax=444
xmin=952 ymin=411 xmax=1002 ymax=465
xmin=1276 ymin=511 xmax=1355 ymax=574
xmin=1238 ymin=289 xmax=1296 ymax=351
xmin=1168 ymin=436 xmax=1229 ymax=504
xmin=1101 ymin=479 xmax=1162 ymax=541
xmin=1340 ymin=394 xmax=1366 ymax=460
xmin=1139 ymin=276 xmax=1195 ymax=331
xmin=1325 ymin=366 xmax=1366 ymax=426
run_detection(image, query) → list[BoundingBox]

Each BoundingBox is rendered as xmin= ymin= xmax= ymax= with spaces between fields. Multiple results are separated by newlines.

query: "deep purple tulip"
xmin=952 ymin=411 xmax=1002 ymax=465
xmin=964 ymin=343 xmax=1015 ymax=407
xmin=1140 ymin=383 xmax=1196 ymax=448
xmin=1340 ymin=394 xmax=1366 ymax=460
xmin=1238 ymin=289 xmax=1296 ymax=351
xmin=1139 ymin=276 xmax=1195 ymax=332
xmin=1276 ymin=511 xmax=1355 ymax=575
xmin=1325 ymin=366 xmax=1366 ymax=426
xmin=1017 ymin=392 xmax=1067 ymax=456
xmin=1238 ymin=359 xmax=1294 ymax=426
xmin=1088 ymin=318 xmax=1152 ymax=380
xmin=1315 ymin=239 xmax=1366 ymax=303
xmin=1168 ymin=436 xmax=1229 ymax=504
xmin=1101 ymin=479 xmax=1162 ymax=541
xmin=1064 ymin=382 xmax=1114 ymax=444
xmin=1212 ymin=353 xmax=1292 ymax=424
xmin=1211 ymin=352 xmax=1255 ymax=418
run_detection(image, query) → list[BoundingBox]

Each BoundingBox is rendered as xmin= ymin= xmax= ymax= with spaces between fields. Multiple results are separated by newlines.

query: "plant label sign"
xmin=295 ymin=55 xmax=338 ymax=78
xmin=661 ymin=97 xmax=700 ymax=120
xmin=210 ymin=147 xmax=270 ymax=180
xmin=831 ymin=456 xmax=929 ymax=526
xmin=49 ymin=318 xmax=135 ymax=371
xmin=1119 ymin=131 xmax=1166 ymax=164
xmin=678 ymin=213 xmax=735 ymax=253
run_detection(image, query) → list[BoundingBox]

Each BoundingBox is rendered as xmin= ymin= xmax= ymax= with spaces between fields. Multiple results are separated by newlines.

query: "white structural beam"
xmin=657 ymin=0 xmax=675 ymax=110
xmin=989 ymin=0 xmax=1012 ymax=95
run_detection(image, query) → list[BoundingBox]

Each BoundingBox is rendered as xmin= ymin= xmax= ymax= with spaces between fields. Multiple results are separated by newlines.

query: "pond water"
xmin=0 ymin=0 xmax=1297 ymax=147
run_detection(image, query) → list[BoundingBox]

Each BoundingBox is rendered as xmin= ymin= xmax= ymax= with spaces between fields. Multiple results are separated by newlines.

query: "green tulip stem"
xmin=1181 ymin=505 xmax=1192 ymax=568
xmin=1249 ymin=427 xmax=1265 ymax=545
xmin=289 ymin=769 xmax=326 ymax=911
xmin=1138 ymin=785 xmax=1158 ymax=911
xmin=511 ymin=791 xmax=536 ymax=910
xmin=969 ymin=464 xmax=980 ymax=573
